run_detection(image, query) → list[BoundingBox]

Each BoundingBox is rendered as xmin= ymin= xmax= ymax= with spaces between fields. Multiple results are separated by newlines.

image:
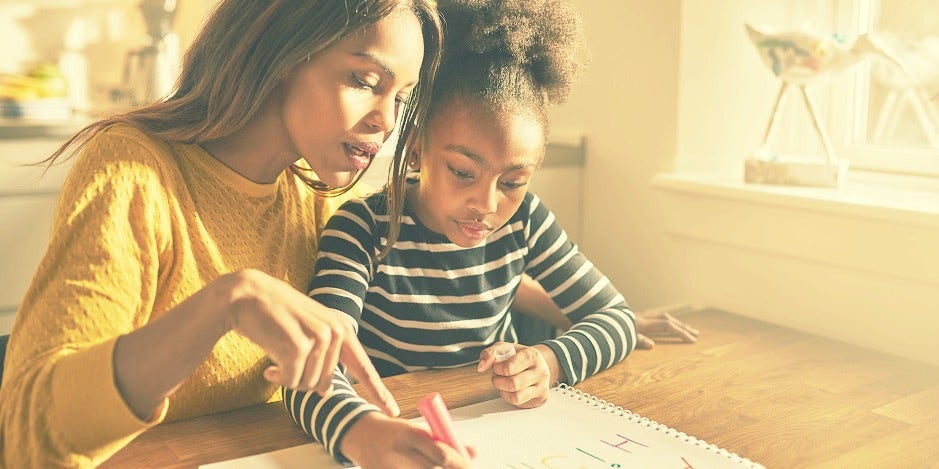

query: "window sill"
xmin=651 ymin=170 xmax=939 ymax=229
xmin=650 ymin=169 xmax=938 ymax=365
xmin=650 ymin=170 xmax=938 ymax=286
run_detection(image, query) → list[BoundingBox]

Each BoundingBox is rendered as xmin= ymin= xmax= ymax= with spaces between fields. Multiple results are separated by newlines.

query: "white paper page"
xmin=203 ymin=389 xmax=762 ymax=468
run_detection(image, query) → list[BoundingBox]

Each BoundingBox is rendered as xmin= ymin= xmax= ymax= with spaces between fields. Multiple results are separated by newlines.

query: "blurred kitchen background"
xmin=0 ymin=0 xmax=215 ymax=334
xmin=0 ymin=0 xmax=213 ymax=114
xmin=1 ymin=1 xmax=937 ymax=367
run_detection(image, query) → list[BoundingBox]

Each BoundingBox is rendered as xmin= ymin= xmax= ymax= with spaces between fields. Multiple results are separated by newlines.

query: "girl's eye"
xmin=449 ymin=165 xmax=474 ymax=179
xmin=501 ymin=180 xmax=529 ymax=190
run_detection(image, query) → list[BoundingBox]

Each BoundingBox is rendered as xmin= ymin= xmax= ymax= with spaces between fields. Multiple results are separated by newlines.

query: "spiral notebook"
xmin=457 ymin=384 xmax=763 ymax=468
xmin=204 ymin=384 xmax=763 ymax=468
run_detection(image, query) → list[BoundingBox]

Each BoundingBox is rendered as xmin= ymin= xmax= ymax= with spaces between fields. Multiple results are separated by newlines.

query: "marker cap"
xmin=493 ymin=345 xmax=516 ymax=363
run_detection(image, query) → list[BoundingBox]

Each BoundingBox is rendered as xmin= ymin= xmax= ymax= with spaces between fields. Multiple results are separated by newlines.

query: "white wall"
xmin=556 ymin=0 xmax=939 ymax=365
xmin=548 ymin=0 xmax=684 ymax=311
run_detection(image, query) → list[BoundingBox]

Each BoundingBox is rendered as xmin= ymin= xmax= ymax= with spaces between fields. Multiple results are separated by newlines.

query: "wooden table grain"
xmin=103 ymin=309 xmax=939 ymax=468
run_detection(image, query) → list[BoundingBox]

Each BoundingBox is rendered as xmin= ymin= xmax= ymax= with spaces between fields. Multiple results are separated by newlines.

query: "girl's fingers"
xmin=493 ymin=363 xmax=550 ymax=394
xmin=414 ymin=442 xmax=470 ymax=469
xmin=516 ymin=389 xmax=549 ymax=409
xmin=676 ymin=324 xmax=699 ymax=342
xmin=636 ymin=333 xmax=656 ymax=349
xmin=477 ymin=354 xmax=495 ymax=372
xmin=477 ymin=343 xmax=507 ymax=372
xmin=499 ymin=381 xmax=548 ymax=408
xmin=409 ymin=425 xmax=472 ymax=467
xmin=641 ymin=313 xmax=700 ymax=342
xmin=668 ymin=320 xmax=699 ymax=342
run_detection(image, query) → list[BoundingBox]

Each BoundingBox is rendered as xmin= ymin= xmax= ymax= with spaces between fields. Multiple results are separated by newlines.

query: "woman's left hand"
xmin=477 ymin=342 xmax=553 ymax=409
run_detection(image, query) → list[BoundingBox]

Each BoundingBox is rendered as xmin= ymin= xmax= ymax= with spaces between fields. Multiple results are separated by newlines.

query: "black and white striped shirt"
xmin=284 ymin=187 xmax=637 ymax=461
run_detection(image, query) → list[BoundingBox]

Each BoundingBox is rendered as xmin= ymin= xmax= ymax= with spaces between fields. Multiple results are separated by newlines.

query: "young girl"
xmin=283 ymin=1 xmax=635 ymax=467
xmin=0 ymin=1 xmax=441 ymax=466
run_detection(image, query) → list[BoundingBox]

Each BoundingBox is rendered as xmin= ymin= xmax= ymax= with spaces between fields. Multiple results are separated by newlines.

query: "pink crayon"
xmin=417 ymin=392 xmax=469 ymax=459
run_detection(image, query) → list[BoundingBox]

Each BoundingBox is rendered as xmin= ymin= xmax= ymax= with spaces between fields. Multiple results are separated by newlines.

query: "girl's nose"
xmin=469 ymin=181 xmax=499 ymax=215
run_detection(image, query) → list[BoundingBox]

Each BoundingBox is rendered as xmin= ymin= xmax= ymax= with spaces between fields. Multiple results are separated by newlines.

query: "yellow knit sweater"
xmin=0 ymin=124 xmax=365 ymax=467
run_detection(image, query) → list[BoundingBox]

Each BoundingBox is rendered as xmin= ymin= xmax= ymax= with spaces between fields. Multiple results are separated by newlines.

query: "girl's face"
xmin=281 ymin=9 xmax=425 ymax=188
xmin=408 ymin=97 xmax=545 ymax=247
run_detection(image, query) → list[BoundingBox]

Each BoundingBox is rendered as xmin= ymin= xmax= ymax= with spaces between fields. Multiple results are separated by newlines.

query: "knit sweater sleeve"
xmin=523 ymin=194 xmax=638 ymax=385
xmin=0 ymin=130 xmax=171 ymax=467
xmin=282 ymin=197 xmax=382 ymax=463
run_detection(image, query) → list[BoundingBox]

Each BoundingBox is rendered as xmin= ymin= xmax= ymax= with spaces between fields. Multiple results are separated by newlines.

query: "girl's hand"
xmin=220 ymin=269 xmax=398 ymax=416
xmin=340 ymin=412 xmax=476 ymax=469
xmin=478 ymin=342 xmax=552 ymax=409
xmin=635 ymin=310 xmax=700 ymax=349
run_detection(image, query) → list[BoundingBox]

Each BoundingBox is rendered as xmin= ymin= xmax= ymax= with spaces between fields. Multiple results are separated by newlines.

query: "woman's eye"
xmin=501 ymin=180 xmax=528 ymax=189
xmin=351 ymin=73 xmax=376 ymax=89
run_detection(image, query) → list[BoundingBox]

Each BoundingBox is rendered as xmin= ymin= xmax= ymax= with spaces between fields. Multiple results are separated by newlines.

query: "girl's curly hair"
xmin=431 ymin=0 xmax=588 ymax=127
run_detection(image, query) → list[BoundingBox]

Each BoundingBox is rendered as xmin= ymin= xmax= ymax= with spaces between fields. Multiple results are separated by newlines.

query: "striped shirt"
xmin=284 ymin=186 xmax=637 ymax=461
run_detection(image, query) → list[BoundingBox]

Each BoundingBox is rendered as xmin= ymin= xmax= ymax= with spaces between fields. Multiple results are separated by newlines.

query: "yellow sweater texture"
xmin=0 ymin=124 xmax=363 ymax=467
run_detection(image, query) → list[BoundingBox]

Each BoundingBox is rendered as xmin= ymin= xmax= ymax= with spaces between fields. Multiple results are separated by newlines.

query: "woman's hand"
xmin=340 ymin=412 xmax=475 ymax=469
xmin=112 ymin=268 xmax=395 ymax=421
xmin=222 ymin=269 xmax=398 ymax=416
xmin=478 ymin=342 xmax=554 ymax=409
xmin=634 ymin=310 xmax=700 ymax=349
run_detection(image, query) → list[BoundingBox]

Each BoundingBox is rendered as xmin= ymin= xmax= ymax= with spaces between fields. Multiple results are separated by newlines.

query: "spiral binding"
xmin=553 ymin=384 xmax=764 ymax=468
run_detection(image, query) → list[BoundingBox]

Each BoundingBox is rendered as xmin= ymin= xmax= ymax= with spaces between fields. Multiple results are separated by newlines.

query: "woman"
xmin=0 ymin=1 xmax=441 ymax=466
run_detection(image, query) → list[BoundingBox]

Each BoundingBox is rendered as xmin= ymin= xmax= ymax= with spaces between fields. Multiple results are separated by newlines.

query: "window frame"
xmin=827 ymin=0 xmax=939 ymax=178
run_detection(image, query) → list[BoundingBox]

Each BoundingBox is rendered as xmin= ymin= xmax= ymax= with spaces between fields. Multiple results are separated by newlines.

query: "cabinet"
xmin=0 ymin=123 xmax=79 ymax=334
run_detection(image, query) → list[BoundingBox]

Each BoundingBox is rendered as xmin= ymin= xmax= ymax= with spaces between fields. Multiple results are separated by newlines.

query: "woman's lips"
xmin=353 ymin=141 xmax=381 ymax=155
xmin=345 ymin=142 xmax=378 ymax=170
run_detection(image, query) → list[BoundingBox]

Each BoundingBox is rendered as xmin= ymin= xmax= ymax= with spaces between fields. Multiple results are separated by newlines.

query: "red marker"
xmin=417 ymin=392 xmax=469 ymax=459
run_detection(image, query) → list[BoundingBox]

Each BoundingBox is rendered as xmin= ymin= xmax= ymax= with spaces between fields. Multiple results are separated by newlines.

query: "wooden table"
xmin=104 ymin=309 xmax=939 ymax=468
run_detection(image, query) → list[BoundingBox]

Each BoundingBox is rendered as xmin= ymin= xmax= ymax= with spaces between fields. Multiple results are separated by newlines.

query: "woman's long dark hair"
xmin=37 ymin=0 xmax=442 ymax=256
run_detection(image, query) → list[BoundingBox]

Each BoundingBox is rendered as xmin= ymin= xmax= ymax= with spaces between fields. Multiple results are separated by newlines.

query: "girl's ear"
xmin=407 ymin=150 xmax=421 ymax=170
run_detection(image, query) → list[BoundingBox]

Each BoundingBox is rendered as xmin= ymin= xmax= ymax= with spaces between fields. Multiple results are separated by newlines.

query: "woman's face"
xmin=281 ymin=9 xmax=425 ymax=187
xmin=408 ymin=97 xmax=545 ymax=248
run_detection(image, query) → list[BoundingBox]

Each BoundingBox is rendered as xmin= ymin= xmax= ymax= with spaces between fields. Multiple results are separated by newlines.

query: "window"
xmin=830 ymin=0 xmax=939 ymax=177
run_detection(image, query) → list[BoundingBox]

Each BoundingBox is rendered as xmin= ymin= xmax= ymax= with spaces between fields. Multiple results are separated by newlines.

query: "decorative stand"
xmin=745 ymin=82 xmax=848 ymax=187
xmin=744 ymin=23 xmax=908 ymax=188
